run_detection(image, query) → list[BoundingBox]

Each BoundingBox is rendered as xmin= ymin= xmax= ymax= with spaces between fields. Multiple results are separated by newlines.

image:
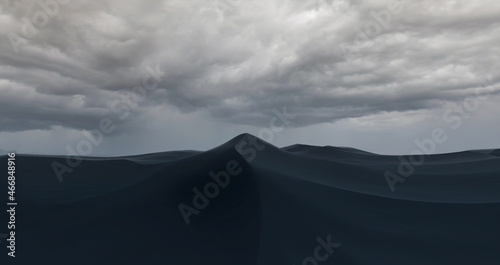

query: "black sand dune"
xmin=2 ymin=133 xmax=500 ymax=264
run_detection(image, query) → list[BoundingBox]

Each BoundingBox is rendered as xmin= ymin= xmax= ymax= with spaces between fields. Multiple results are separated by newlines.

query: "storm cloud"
xmin=0 ymin=0 xmax=499 ymax=155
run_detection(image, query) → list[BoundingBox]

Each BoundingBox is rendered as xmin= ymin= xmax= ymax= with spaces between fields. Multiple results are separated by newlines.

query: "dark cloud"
xmin=0 ymin=0 xmax=499 ymax=154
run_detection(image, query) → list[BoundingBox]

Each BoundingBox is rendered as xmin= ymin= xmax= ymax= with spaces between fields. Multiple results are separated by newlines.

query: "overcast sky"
xmin=0 ymin=0 xmax=499 ymax=156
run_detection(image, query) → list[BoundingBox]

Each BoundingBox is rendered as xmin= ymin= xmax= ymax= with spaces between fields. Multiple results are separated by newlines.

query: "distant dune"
xmin=3 ymin=133 xmax=500 ymax=264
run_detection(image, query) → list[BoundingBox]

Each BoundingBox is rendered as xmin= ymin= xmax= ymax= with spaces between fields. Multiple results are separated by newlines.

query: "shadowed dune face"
xmin=5 ymin=133 xmax=500 ymax=264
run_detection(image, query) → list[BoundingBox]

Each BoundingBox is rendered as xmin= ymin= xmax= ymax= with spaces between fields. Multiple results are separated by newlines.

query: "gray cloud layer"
xmin=0 ymin=0 xmax=499 ymax=154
